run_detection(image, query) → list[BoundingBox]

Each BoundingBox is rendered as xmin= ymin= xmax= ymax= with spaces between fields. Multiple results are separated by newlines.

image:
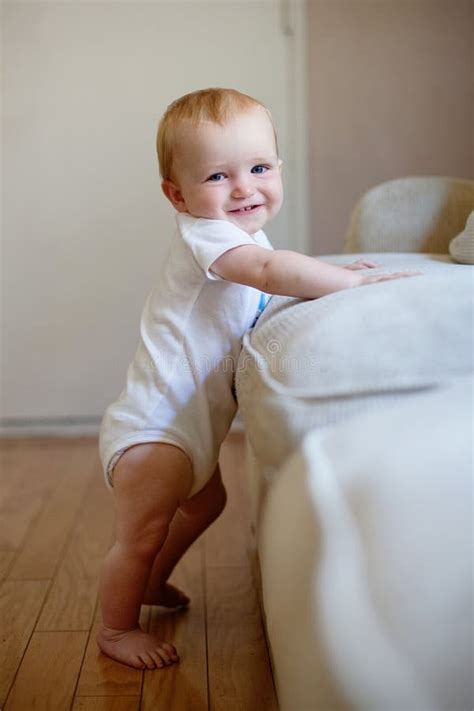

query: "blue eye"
xmin=251 ymin=165 xmax=268 ymax=174
xmin=207 ymin=173 xmax=226 ymax=182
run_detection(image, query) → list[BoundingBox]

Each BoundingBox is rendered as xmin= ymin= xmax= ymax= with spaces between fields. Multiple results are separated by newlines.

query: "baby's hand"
xmin=358 ymin=271 xmax=422 ymax=287
xmin=344 ymin=258 xmax=382 ymax=270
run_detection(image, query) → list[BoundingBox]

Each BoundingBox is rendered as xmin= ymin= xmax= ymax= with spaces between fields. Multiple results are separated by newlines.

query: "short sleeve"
xmin=177 ymin=213 xmax=261 ymax=281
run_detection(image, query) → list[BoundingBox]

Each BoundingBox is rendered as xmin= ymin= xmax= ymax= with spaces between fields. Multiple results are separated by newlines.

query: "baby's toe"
xmin=149 ymin=650 xmax=164 ymax=668
xmin=140 ymin=652 xmax=158 ymax=670
xmin=157 ymin=646 xmax=174 ymax=665
xmin=162 ymin=641 xmax=178 ymax=658
xmin=133 ymin=656 xmax=147 ymax=670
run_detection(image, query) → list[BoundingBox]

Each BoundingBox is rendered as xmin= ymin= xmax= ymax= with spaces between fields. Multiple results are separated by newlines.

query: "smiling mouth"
xmin=229 ymin=204 xmax=262 ymax=214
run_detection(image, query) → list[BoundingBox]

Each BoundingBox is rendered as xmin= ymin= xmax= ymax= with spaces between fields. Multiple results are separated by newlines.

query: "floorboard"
xmin=0 ymin=433 xmax=278 ymax=709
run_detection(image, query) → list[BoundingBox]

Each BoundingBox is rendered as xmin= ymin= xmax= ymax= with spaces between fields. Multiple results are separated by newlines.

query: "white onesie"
xmin=99 ymin=213 xmax=273 ymax=497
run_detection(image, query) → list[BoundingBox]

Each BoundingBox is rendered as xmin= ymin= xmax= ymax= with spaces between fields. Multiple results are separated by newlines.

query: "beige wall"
xmin=1 ymin=0 xmax=306 ymax=425
xmin=308 ymin=0 xmax=473 ymax=255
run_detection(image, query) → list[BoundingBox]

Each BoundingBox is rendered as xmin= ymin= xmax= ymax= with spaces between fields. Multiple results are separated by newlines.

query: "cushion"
xmin=343 ymin=177 xmax=474 ymax=254
xmin=449 ymin=210 xmax=474 ymax=264
xmin=236 ymin=254 xmax=474 ymax=480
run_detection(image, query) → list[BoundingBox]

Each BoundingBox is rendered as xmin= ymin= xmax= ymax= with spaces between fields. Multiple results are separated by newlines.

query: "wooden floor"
xmin=0 ymin=432 xmax=278 ymax=710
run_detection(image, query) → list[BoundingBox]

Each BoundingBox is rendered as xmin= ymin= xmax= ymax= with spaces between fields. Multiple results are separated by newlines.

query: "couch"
xmin=235 ymin=176 xmax=474 ymax=710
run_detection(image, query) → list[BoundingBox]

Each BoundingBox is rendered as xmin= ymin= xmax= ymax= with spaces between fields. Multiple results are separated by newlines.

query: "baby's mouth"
xmin=229 ymin=204 xmax=262 ymax=214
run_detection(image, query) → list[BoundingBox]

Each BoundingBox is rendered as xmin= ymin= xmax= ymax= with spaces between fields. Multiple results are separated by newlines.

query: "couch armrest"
xmin=343 ymin=176 xmax=474 ymax=254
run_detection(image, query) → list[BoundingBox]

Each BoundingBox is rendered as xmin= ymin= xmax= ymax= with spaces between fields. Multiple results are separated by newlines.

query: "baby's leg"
xmin=144 ymin=464 xmax=227 ymax=605
xmin=97 ymin=442 xmax=193 ymax=670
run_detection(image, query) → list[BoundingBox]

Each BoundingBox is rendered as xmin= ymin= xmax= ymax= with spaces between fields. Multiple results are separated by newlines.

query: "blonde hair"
xmin=156 ymin=87 xmax=278 ymax=181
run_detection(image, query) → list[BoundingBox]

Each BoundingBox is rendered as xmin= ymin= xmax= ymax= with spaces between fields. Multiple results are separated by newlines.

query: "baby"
xmin=97 ymin=87 xmax=416 ymax=670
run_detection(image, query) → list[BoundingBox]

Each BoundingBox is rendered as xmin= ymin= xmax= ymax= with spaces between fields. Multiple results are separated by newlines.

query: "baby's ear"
xmin=161 ymin=180 xmax=187 ymax=212
xmin=278 ymin=159 xmax=283 ymax=171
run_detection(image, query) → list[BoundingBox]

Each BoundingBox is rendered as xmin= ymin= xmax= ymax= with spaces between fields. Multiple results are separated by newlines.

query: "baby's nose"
xmin=231 ymin=182 xmax=255 ymax=199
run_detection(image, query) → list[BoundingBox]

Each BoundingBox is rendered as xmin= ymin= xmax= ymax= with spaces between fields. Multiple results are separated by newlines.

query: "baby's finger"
xmin=379 ymin=271 xmax=423 ymax=282
xmin=346 ymin=259 xmax=383 ymax=270
xmin=361 ymin=260 xmax=382 ymax=268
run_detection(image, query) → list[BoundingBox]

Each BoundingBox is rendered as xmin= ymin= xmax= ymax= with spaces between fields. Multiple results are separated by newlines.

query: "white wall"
xmin=1 ymin=0 xmax=308 ymax=428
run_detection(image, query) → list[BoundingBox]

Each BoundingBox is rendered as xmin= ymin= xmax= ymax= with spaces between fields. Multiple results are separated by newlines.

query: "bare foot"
xmin=143 ymin=582 xmax=190 ymax=608
xmin=97 ymin=625 xmax=180 ymax=670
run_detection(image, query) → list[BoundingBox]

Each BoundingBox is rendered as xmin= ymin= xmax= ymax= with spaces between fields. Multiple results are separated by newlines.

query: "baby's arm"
xmin=210 ymin=246 xmax=418 ymax=299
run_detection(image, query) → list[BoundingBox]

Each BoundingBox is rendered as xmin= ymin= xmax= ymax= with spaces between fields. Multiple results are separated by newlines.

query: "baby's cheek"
xmin=193 ymin=191 xmax=224 ymax=218
xmin=267 ymin=180 xmax=283 ymax=205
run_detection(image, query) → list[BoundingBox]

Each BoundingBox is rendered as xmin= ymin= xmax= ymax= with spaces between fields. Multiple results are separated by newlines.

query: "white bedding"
xmin=236 ymin=254 xmax=473 ymax=518
xmin=258 ymin=377 xmax=473 ymax=710
xmin=235 ymin=253 xmax=473 ymax=709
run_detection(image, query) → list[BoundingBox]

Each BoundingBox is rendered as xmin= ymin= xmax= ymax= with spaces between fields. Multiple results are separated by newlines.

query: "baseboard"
xmin=0 ymin=413 xmax=244 ymax=438
xmin=0 ymin=418 xmax=101 ymax=438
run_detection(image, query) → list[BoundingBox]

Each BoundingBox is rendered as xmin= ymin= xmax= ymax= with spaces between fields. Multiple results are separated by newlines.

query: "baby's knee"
xmin=111 ymin=443 xmax=195 ymax=552
xmin=112 ymin=442 xmax=193 ymax=504
xmin=181 ymin=466 xmax=227 ymax=522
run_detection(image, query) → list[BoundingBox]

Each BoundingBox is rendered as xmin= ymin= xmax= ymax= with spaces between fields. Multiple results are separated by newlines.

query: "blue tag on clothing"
xmin=257 ymin=292 xmax=267 ymax=313
xmin=251 ymin=292 xmax=268 ymax=328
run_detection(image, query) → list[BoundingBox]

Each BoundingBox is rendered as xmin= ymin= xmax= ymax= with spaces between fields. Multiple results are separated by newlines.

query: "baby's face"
xmin=163 ymin=106 xmax=283 ymax=235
